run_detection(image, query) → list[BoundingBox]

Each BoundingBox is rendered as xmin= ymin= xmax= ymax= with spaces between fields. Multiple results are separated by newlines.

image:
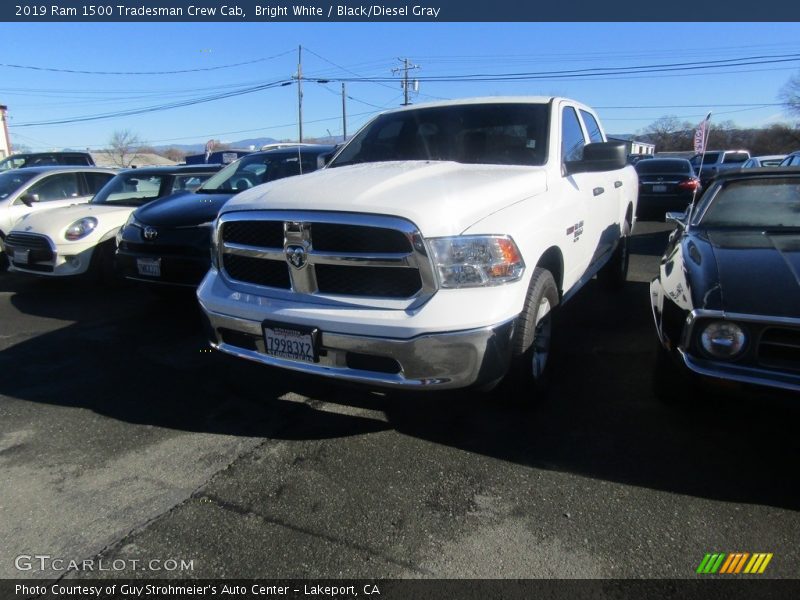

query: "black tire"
xmin=505 ymin=267 xmax=560 ymax=399
xmin=85 ymin=238 xmax=119 ymax=284
xmin=597 ymin=234 xmax=629 ymax=290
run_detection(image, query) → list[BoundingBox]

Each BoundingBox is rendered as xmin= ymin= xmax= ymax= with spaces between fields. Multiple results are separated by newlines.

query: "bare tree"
xmin=639 ymin=116 xmax=694 ymax=152
xmin=780 ymin=74 xmax=800 ymax=119
xmin=107 ymin=129 xmax=142 ymax=167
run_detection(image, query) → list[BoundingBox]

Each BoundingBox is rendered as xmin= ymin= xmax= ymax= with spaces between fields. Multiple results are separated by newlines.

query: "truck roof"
xmin=379 ymin=96 xmax=582 ymax=115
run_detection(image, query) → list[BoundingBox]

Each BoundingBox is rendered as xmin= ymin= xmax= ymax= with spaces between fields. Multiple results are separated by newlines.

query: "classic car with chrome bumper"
xmin=650 ymin=167 xmax=800 ymax=395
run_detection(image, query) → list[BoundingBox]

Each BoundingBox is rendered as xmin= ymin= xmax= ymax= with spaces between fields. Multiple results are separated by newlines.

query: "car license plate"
xmin=262 ymin=321 xmax=318 ymax=363
xmin=13 ymin=249 xmax=30 ymax=264
xmin=652 ymin=184 xmax=668 ymax=193
xmin=136 ymin=257 xmax=161 ymax=277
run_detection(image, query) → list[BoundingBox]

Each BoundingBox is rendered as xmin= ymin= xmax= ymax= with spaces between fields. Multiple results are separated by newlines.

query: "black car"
xmin=0 ymin=152 xmax=95 ymax=170
xmin=635 ymin=158 xmax=701 ymax=220
xmin=116 ymin=145 xmax=336 ymax=287
xmin=650 ymin=167 xmax=800 ymax=394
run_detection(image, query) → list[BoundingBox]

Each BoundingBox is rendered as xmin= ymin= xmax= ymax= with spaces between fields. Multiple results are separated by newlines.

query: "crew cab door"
xmin=578 ymin=108 xmax=622 ymax=262
xmin=556 ymin=104 xmax=605 ymax=284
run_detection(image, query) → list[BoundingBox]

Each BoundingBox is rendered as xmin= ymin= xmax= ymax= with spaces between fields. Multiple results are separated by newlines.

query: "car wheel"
xmin=86 ymin=238 xmax=120 ymax=284
xmin=597 ymin=234 xmax=629 ymax=290
xmin=506 ymin=267 xmax=560 ymax=399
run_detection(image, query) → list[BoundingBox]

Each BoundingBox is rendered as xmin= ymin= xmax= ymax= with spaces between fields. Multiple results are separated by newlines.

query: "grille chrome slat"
xmin=217 ymin=211 xmax=435 ymax=304
xmin=222 ymin=243 xmax=284 ymax=262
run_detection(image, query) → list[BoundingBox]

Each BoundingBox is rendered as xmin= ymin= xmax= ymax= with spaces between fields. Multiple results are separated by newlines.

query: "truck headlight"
xmin=700 ymin=321 xmax=747 ymax=359
xmin=428 ymin=235 xmax=525 ymax=288
xmin=64 ymin=217 xmax=98 ymax=241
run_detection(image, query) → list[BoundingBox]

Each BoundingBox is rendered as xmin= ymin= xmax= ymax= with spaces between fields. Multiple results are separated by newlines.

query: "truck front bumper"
xmin=201 ymin=306 xmax=516 ymax=390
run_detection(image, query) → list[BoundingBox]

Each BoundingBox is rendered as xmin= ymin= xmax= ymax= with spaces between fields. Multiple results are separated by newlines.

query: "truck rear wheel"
xmin=597 ymin=234 xmax=629 ymax=289
xmin=507 ymin=267 xmax=560 ymax=398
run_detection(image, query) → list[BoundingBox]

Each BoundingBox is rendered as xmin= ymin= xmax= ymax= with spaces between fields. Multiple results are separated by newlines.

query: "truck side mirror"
xmin=565 ymin=141 xmax=627 ymax=175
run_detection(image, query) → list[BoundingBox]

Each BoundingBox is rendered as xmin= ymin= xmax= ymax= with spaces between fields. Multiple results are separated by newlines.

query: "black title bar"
xmin=3 ymin=0 xmax=800 ymax=22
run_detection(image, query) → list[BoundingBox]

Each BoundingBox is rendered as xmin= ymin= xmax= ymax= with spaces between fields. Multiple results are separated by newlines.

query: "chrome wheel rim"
xmin=531 ymin=297 xmax=552 ymax=379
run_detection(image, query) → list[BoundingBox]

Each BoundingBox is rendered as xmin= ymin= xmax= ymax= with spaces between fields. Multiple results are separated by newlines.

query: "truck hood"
xmin=12 ymin=203 xmax=134 ymax=239
xmin=222 ymin=161 xmax=548 ymax=236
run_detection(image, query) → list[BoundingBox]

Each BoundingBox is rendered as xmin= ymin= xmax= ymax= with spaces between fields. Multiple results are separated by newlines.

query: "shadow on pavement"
xmin=1 ymin=256 xmax=798 ymax=511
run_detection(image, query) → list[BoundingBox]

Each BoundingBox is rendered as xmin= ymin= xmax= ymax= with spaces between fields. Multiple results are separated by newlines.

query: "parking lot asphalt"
xmin=1 ymin=220 xmax=799 ymax=581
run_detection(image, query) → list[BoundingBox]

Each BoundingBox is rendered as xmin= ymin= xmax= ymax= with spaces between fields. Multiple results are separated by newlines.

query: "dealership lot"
xmin=1 ymin=221 xmax=799 ymax=579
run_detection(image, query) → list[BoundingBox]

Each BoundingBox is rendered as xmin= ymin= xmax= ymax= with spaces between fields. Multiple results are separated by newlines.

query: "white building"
xmin=0 ymin=105 xmax=11 ymax=159
xmin=608 ymin=134 xmax=655 ymax=156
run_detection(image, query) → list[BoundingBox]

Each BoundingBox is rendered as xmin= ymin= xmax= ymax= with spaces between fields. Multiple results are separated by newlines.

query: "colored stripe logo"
xmin=697 ymin=553 xmax=773 ymax=574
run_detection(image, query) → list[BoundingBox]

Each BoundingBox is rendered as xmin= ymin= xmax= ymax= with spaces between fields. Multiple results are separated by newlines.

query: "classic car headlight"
xmin=64 ymin=217 xmax=98 ymax=241
xmin=700 ymin=321 xmax=747 ymax=359
xmin=428 ymin=235 xmax=525 ymax=288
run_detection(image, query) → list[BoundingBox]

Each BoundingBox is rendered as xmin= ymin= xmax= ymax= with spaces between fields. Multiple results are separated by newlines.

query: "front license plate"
xmin=13 ymin=249 xmax=30 ymax=264
xmin=652 ymin=184 xmax=668 ymax=193
xmin=136 ymin=257 xmax=161 ymax=277
xmin=262 ymin=321 xmax=319 ymax=363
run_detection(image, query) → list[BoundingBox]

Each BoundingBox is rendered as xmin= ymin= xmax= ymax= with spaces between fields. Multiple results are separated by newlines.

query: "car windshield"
xmin=329 ymin=103 xmax=550 ymax=168
xmin=0 ymin=169 xmax=37 ymax=199
xmin=197 ymin=151 xmax=322 ymax=193
xmin=636 ymin=160 xmax=692 ymax=174
xmin=91 ymin=172 xmax=166 ymax=207
xmin=698 ymin=177 xmax=800 ymax=229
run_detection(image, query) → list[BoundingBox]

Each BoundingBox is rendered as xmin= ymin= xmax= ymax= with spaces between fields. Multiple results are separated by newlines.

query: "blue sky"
xmin=1 ymin=22 xmax=799 ymax=151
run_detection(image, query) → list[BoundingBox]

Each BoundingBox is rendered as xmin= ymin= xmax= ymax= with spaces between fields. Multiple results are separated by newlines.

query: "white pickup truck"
xmin=197 ymin=97 xmax=638 ymax=394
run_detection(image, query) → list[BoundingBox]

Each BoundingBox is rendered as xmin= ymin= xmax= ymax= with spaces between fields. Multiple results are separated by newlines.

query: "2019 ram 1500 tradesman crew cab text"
xmin=197 ymin=97 xmax=638 ymax=394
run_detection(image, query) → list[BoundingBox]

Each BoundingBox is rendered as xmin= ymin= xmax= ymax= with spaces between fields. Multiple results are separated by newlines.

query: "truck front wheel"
xmin=507 ymin=267 xmax=560 ymax=397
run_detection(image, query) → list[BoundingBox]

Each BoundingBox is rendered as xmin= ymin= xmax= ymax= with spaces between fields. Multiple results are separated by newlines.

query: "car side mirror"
xmin=565 ymin=141 xmax=627 ymax=175
xmin=20 ymin=193 xmax=40 ymax=207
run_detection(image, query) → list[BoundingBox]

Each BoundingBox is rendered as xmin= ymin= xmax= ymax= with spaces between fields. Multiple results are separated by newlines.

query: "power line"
xmin=11 ymin=79 xmax=293 ymax=127
xmin=0 ymin=49 xmax=295 ymax=76
xmin=305 ymin=52 xmax=800 ymax=83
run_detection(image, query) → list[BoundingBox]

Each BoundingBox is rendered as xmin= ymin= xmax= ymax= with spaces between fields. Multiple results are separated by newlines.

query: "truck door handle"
xmin=614 ymin=180 xmax=623 ymax=188
xmin=593 ymin=187 xmax=605 ymax=197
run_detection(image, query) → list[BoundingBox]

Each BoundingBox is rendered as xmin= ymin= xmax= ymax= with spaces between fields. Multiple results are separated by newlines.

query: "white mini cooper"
xmin=6 ymin=164 xmax=220 ymax=279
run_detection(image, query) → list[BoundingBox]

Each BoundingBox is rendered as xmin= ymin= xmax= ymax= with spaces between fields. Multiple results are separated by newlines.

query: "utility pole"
xmin=392 ymin=58 xmax=420 ymax=106
xmin=341 ymin=83 xmax=347 ymax=140
xmin=297 ymin=45 xmax=303 ymax=142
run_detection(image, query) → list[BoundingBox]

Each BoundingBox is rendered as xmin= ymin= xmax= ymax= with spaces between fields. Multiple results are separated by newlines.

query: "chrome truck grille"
xmin=217 ymin=211 xmax=436 ymax=305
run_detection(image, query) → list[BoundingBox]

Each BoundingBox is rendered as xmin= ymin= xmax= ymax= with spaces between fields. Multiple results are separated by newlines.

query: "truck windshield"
xmin=330 ymin=103 xmax=550 ymax=168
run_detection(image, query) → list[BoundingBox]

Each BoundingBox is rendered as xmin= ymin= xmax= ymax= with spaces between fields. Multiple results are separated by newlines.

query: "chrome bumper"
xmin=201 ymin=306 xmax=516 ymax=390
xmin=679 ymin=349 xmax=800 ymax=393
